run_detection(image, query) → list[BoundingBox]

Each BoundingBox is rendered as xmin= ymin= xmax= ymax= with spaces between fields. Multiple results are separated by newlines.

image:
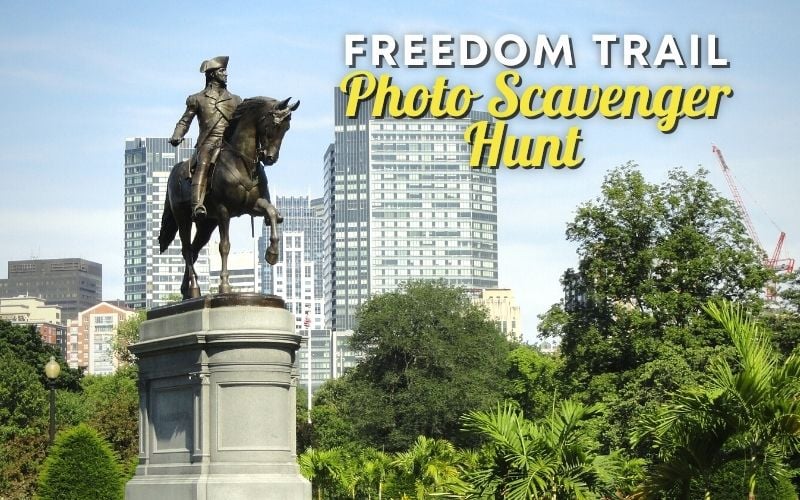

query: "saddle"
xmin=184 ymin=148 xmax=222 ymax=189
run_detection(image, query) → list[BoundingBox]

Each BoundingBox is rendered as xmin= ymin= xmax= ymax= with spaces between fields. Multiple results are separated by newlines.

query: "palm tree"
xmin=391 ymin=435 xmax=468 ymax=499
xmin=361 ymin=448 xmax=392 ymax=500
xmin=299 ymin=447 xmax=345 ymax=500
xmin=632 ymin=300 xmax=800 ymax=499
xmin=462 ymin=400 xmax=604 ymax=499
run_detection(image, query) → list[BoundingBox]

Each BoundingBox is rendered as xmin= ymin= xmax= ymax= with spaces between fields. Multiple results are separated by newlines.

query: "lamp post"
xmin=44 ymin=356 xmax=61 ymax=445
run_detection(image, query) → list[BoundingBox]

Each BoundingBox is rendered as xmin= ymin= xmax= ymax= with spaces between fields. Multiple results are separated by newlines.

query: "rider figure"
xmin=170 ymin=56 xmax=242 ymax=221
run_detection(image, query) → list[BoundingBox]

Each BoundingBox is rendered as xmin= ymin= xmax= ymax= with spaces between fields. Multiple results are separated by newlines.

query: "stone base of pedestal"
xmin=126 ymin=473 xmax=309 ymax=500
xmin=125 ymin=294 xmax=311 ymax=500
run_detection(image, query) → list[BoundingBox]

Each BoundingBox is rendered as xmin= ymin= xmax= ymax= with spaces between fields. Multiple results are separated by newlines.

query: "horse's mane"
xmin=224 ymin=97 xmax=278 ymax=140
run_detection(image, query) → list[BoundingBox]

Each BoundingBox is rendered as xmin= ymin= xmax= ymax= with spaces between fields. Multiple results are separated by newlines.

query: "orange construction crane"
xmin=712 ymin=145 xmax=795 ymax=297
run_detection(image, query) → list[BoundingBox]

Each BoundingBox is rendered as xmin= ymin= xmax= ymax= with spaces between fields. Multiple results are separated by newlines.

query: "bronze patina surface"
xmin=159 ymin=56 xmax=299 ymax=301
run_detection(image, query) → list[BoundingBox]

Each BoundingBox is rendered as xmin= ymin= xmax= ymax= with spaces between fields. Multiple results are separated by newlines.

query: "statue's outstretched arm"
xmin=170 ymin=96 xmax=197 ymax=146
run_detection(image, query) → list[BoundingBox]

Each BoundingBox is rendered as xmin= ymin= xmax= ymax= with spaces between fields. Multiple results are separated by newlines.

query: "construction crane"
xmin=712 ymin=145 xmax=795 ymax=298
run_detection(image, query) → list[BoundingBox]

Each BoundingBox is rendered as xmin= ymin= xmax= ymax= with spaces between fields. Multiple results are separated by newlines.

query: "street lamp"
xmin=44 ymin=356 xmax=61 ymax=445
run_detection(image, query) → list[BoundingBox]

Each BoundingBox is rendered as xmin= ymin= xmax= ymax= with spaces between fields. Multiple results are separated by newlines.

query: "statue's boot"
xmin=191 ymin=169 xmax=208 ymax=221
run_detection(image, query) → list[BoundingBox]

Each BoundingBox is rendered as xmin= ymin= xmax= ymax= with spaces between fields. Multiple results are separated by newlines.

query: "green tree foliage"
xmin=112 ymin=310 xmax=145 ymax=365
xmin=0 ymin=320 xmax=80 ymax=391
xmin=633 ymin=301 xmax=800 ymax=499
xmin=699 ymin=459 xmax=798 ymax=500
xmin=390 ymin=436 xmax=468 ymax=499
xmin=315 ymin=281 xmax=510 ymax=451
xmin=358 ymin=448 xmax=392 ymax=500
xmin=503 ymin=344 xmax=561 ymax=421
xmin=36 ymin=423 xmax=123 ymax=500
xmin=462 ymin=400 xmax=607 ymax=499
xmin=299 ymin=447 xmax=346 ymax=500
xmin=554 ymin=164 xmax=767 ymax=376
xmin=0 ymin=431 xmax=48 ymax=499
xmin=0 ymin=353 xmax=47 ymax=441
xmin=539 ymin=164 xmax=770 ymax=450
xmin=0 ymin=321 xmax=82 ymax=499
xmin=80 ymin=366 xmax=139 ymax=472
xmin=762 ymin=271 xmax=800 ymax=357
xmin=309 ymin=378 xmax=365 ymax=450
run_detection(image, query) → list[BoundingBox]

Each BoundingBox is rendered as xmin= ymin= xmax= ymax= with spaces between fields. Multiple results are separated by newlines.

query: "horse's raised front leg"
xmin=217 ymin=206 xmax=232 ymax=294
xmin=255 ymin=198 xmax=281 ymax=265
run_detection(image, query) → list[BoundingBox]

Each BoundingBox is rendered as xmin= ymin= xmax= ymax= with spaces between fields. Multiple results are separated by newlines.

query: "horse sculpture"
xmin=158 ymin=96 xmax=299 ymax=299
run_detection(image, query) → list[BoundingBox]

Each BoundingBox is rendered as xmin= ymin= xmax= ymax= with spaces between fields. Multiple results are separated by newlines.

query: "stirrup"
xmin=192 ymin=205 xmax=207 ymax=222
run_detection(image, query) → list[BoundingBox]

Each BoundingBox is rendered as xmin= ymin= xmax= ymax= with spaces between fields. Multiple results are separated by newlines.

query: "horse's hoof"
xmin=189 ymin=286 xmax=201 ymax=299
xmin=266 ymin=249 xmax=279 ymax=265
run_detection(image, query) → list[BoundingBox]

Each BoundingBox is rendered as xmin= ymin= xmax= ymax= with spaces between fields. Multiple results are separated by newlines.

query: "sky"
xmin=0 ymin=1 xmax=798 ymax=342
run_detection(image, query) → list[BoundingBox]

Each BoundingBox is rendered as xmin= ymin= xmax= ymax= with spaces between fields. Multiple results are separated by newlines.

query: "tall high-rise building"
xmin=324 ymin=92 xmax=499 ymax=331
xmin=259 ymin=196 xmax=325 ymax=330
xmin=124 ymin=137 xmax=210 ymax=310
xmin=0 ymin=258 xmax=102 ymax=321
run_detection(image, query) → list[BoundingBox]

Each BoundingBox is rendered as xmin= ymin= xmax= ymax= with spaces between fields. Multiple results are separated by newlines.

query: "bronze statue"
xmin=170 ymin=56 xmax=242 ymax=221
xmin=161 ymin=57 xmax=299 ymax=298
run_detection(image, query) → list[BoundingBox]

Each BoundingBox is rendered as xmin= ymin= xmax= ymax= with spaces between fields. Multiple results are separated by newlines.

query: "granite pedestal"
xmin=125 ymin=294 xmax=311 ymax=500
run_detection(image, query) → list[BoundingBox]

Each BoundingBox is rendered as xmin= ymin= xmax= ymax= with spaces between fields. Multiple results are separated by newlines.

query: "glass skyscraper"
xmin=324 ymin=91 xmax=499 ymax=331
xmin=123 ymin=137 xmax=210 ymax=310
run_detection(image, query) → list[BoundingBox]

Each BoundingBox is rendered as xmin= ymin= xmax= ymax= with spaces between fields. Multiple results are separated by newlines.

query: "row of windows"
xmin=373 ymin=122 xmax=463 ymax=131
xmin=372 ymin=142 xmax=461 ymax=152
xmin=374 ymin=259 xmax=492 ymax=267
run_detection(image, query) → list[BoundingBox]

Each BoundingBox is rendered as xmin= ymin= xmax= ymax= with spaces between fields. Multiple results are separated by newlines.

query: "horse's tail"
xmin=158 ymin=192 xmax=178 ymax=254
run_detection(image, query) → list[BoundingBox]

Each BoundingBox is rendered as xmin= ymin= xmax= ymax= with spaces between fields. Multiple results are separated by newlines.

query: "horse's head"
xmin=257 ymin=97 xmax=300 ymax=166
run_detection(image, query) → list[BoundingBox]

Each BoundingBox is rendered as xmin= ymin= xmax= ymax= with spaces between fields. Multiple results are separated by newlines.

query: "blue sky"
xmin=1 ymin=1 xmax=798 ymax=341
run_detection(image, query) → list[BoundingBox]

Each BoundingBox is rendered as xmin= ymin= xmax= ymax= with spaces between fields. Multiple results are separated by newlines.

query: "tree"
xmin=0 ymin=320 xmax=81 ymax=391
xmin=36 ymin=423 xmax=123 ymax=500
xmin=0 ymin=355 xmax=48 ymax=497
xmin=462 ymin=400 xmax=607 ymax=499
xmin=299 ymin=447 xmax=346 ymax=500
xmin=553 ymin=165 xmax=767 ymax=375
xmin=0 ymin=321 xmax=80 ymax=498
xmin=334 ymin=281 xmax=509 ymax=451
xmin=0 ymin=353 xmax=46 ymax=441
xmin=761 ymin=271 xmax=800 ymax=357
xmin=309 ymin=377 xmax=363 ymax=450
xmin=503 ymin=344 xmax=562 ymax=421
xmin=539 ymin=164 xmax=770 ymax=450
xmin=359 ymin=448 xmax=392 ymax=500
xmin=390 ymin=436 xmax=468 ymax=499
xmin=633 ymin=301 xmax=800 ymax=499
xmin=0 ymin=432 xmax=48 ymax=499
xmin=80 ymin=366 xmax=139 ymax=474
xmin=112 ymin=310 xmax=145 ymax=365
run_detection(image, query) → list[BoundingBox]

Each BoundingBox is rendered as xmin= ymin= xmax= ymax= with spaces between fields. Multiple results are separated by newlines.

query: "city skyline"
xmin=1 ymin=1 xmax=798 ymax=341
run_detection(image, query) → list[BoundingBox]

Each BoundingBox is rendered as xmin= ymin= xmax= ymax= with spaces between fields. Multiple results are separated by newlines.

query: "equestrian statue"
xmin=158 ymin=56 xmax=299 ymax=299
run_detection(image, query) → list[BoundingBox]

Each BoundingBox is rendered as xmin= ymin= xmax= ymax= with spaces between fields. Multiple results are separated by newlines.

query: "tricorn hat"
xmin=199 ymin=56 xmax=229 ymax=73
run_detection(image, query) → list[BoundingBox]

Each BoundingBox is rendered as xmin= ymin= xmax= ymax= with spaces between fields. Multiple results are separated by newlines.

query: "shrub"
xmin=37 ymin=424 xmax=123 ymax=500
